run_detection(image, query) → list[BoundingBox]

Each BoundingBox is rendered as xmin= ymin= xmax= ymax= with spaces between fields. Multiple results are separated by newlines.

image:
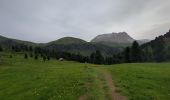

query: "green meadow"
xmin=0 ymin=52 xmax=170 ymax=100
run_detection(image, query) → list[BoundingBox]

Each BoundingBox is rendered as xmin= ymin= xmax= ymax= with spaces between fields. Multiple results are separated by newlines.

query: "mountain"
xmin=91 ymin=32 xmax=150 ymax=47
xmin=91 ymin=32 xmax=134 ymax=43
xmin=141 ymin=30 xmax=170 ymax=61
xmin=45 ymin=37 xmax=121 ymax=56
xmin=0 ymin=35 xmax=121 ymax=56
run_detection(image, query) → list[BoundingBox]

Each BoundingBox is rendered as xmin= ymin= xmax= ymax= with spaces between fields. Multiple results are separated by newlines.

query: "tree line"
xmin=0 ymin=29 xmax=169 ymax=64
xmin=0 ymin=41 xmax=141 ymax=64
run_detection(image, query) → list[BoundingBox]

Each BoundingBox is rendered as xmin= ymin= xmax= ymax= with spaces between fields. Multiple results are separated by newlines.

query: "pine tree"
xmin=94 ymin=50 xmax=104 ymax=64
xmin=0 ymin=45 xmax=3 ymax=51
xmin=154 ymin=40 xmax=165 ymax=62
xmin=43 ymin=56 xmax=46 ymax=62
xmin=34 ymin=55 xmax=38 ymax=60
xmin=29 ymin=53 xmax=33 ymax=58
xmin=124 ymin=47 xmax=131 ymax=63
xmin=47 ymin=56 xmax=50 ymax=61
xmin=10 ymin=55 xmax=13 ymax=58
xmin=29 ymin=46 xmax=33 ymax=52
xmin=90 ymin=52 xmax=95 ymax=63
xmin=131 ymin=41 xmax=142 ymax=62
xmin=24 ymin=53 xmax=28 ymax=59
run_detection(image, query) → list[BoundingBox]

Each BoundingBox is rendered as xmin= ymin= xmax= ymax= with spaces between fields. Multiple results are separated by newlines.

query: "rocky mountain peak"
xmin=91 ymin=32 xmax=135 ymax=43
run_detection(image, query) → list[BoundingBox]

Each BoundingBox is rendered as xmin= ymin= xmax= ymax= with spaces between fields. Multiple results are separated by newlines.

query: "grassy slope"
xmin=0 ymin=53 xmax=107 ymax=100
xmin=104 ymin=63 xmax=170 ymax=100
xmin=47 ymin=37 xmax=87 ymax=45
xmin=0 ymin=52 xmax=170 ymax=100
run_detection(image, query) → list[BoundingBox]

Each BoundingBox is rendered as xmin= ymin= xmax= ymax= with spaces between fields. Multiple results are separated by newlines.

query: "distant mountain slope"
xmin=91 ymin=32 xmax=150 ymax=47
xmin=137 ymin=39 xmax=150 ymax=44
xmin=0 ymin=35 xmax=121 ymax=56
xmin=142 ymin=30 xmax=170 ymax=47
xmin=91 ymin=32 xmax=135 ymax=43
xmin=45 ymin=37 xmax=121 ymax=56
xmin=0 ymin=35 xmax=37 ymax=49
xmin=142 ymin=30 xmax=170 ymax=61
xmin=48 ymin=37 xmax=87 ymax=45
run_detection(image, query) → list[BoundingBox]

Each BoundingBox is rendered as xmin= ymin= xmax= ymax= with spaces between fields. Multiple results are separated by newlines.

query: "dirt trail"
xmin=79 ymin=94 xmax=87 ymax=100
xmin=79 ymin=67 xmax=127 ymax=100
xmin=101 ymin=69 xmax=127 ymax=100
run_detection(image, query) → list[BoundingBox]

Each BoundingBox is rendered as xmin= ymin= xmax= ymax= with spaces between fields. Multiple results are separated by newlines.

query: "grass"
xmin=105 ymin=63 xmax=170 ymax=100
xmin=0 ymin=52 xmax=170 ymax=100
xmin=0 ymin=52 xmax=106 ymax=100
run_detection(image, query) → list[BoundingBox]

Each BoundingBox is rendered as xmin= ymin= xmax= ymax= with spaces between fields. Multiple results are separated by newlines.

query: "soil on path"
xmin=79 ymin=67 xmax=127 ymax=100
xmin=101 ymin=69 xmax=127 ymax=100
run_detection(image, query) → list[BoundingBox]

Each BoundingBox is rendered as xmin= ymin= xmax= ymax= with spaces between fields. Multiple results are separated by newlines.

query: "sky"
xmin=0 ymin=0 xmax=170 ymax=43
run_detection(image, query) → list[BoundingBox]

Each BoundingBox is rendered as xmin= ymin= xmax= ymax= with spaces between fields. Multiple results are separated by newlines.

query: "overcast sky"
xmin=0 ymin=0 xmax=170 ymax=43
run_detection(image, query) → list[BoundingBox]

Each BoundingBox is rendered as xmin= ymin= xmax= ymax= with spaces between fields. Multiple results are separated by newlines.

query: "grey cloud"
xmin=0 ymin=0 xmax=170 ymax=43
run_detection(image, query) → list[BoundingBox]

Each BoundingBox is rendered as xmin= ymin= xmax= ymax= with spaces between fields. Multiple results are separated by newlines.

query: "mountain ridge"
xmin=91 ymin=32 xmax=150 ymax=47
xmin=0 ymin=35 xmax=121 ymax=56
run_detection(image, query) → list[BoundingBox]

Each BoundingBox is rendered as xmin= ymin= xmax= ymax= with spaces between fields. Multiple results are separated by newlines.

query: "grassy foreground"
xmin=0 ymin=53 xmax=107 ymax=100
xmin=0 ymin=52 xmax=170 ymax=100
xmin=105 ymin=63 xmax=170 ymax=100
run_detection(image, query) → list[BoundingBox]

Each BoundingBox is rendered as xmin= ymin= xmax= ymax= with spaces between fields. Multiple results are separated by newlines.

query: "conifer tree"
xmin=124 ymin=47 xmax=131 ymax=63
xmin=131 ymin=41 xmax=142 ymax=62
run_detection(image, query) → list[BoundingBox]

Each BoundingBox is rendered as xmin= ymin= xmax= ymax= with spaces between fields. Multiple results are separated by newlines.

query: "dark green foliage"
xmin=29 ymin=53 xmax=33 ymax=58
xmin=141 ymin=29 xmax=170 ymax=62
xmin=9 ymin=55 xmax=12 ymax=58
xmin=90 ymin=52 xmax=95 ymax=63
xmin=34 ymin=55 xmax=38 ymax=60
xmin=13 ymin=45 xmax=20 ymax=52
xmin=24 ymin=53 xmax=28 ymax=59
xmin=131 ymin=41 xmax=142 ymax=62
xmin=94 ymin=50 xmax=104 ymax=64
xmin=0 ymin=45 xmax=3 ymax=51
xmin=124 ymin=47 xmax=131 ymax=63
xmin=47 ymin=56 xmax=50 ymax=61
xmin=43 ymin=56 xmax=46 ymax=62
xmin=167 ymin=46 xmax=170 ymax=59
xmin=153 ymin=40 xmax=165 ymax=62
xmin=142 ymin=46 xmax=153 ymax=62
xmin=90 ymin=50 xmax=104 ymax=64
xmin=29 ymin=46 xmax=33 ymax=52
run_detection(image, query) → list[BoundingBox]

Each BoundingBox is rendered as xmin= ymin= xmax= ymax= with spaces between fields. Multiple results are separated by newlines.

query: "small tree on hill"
xmin=29 ymin=53 xmax=33 ymax=58
xmin=34 ymin=55 xmax=38 ymax=60
xmin=24 ymin=53 xmax=28 ymax=59
xmin=43 ymin=56 xmax=46 ymax=62
xmin=10 ymin=55 xmax=13 ymax=58
xmin=47 ymin=56 xmax=50 ymax=61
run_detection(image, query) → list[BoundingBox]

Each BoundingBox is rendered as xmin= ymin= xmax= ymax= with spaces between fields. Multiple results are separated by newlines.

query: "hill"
xmin=0 ymin=35 xmax=38 ymax=49
xmin=0 ymin=35 xmax=121 ymax=56
xmin=45 ymin=37 xmax=121 ymax=56
xmin=47 ymin=37 xmax=87 ymax=45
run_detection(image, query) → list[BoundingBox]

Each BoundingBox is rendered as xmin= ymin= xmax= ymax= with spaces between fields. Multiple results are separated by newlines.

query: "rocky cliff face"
xmin=91 ymin=32 xmax=135 ymax=43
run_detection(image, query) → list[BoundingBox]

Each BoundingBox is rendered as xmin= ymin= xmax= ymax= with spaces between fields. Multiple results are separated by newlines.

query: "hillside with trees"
xmin=0 ymin=29 xmax=170 ymax=65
